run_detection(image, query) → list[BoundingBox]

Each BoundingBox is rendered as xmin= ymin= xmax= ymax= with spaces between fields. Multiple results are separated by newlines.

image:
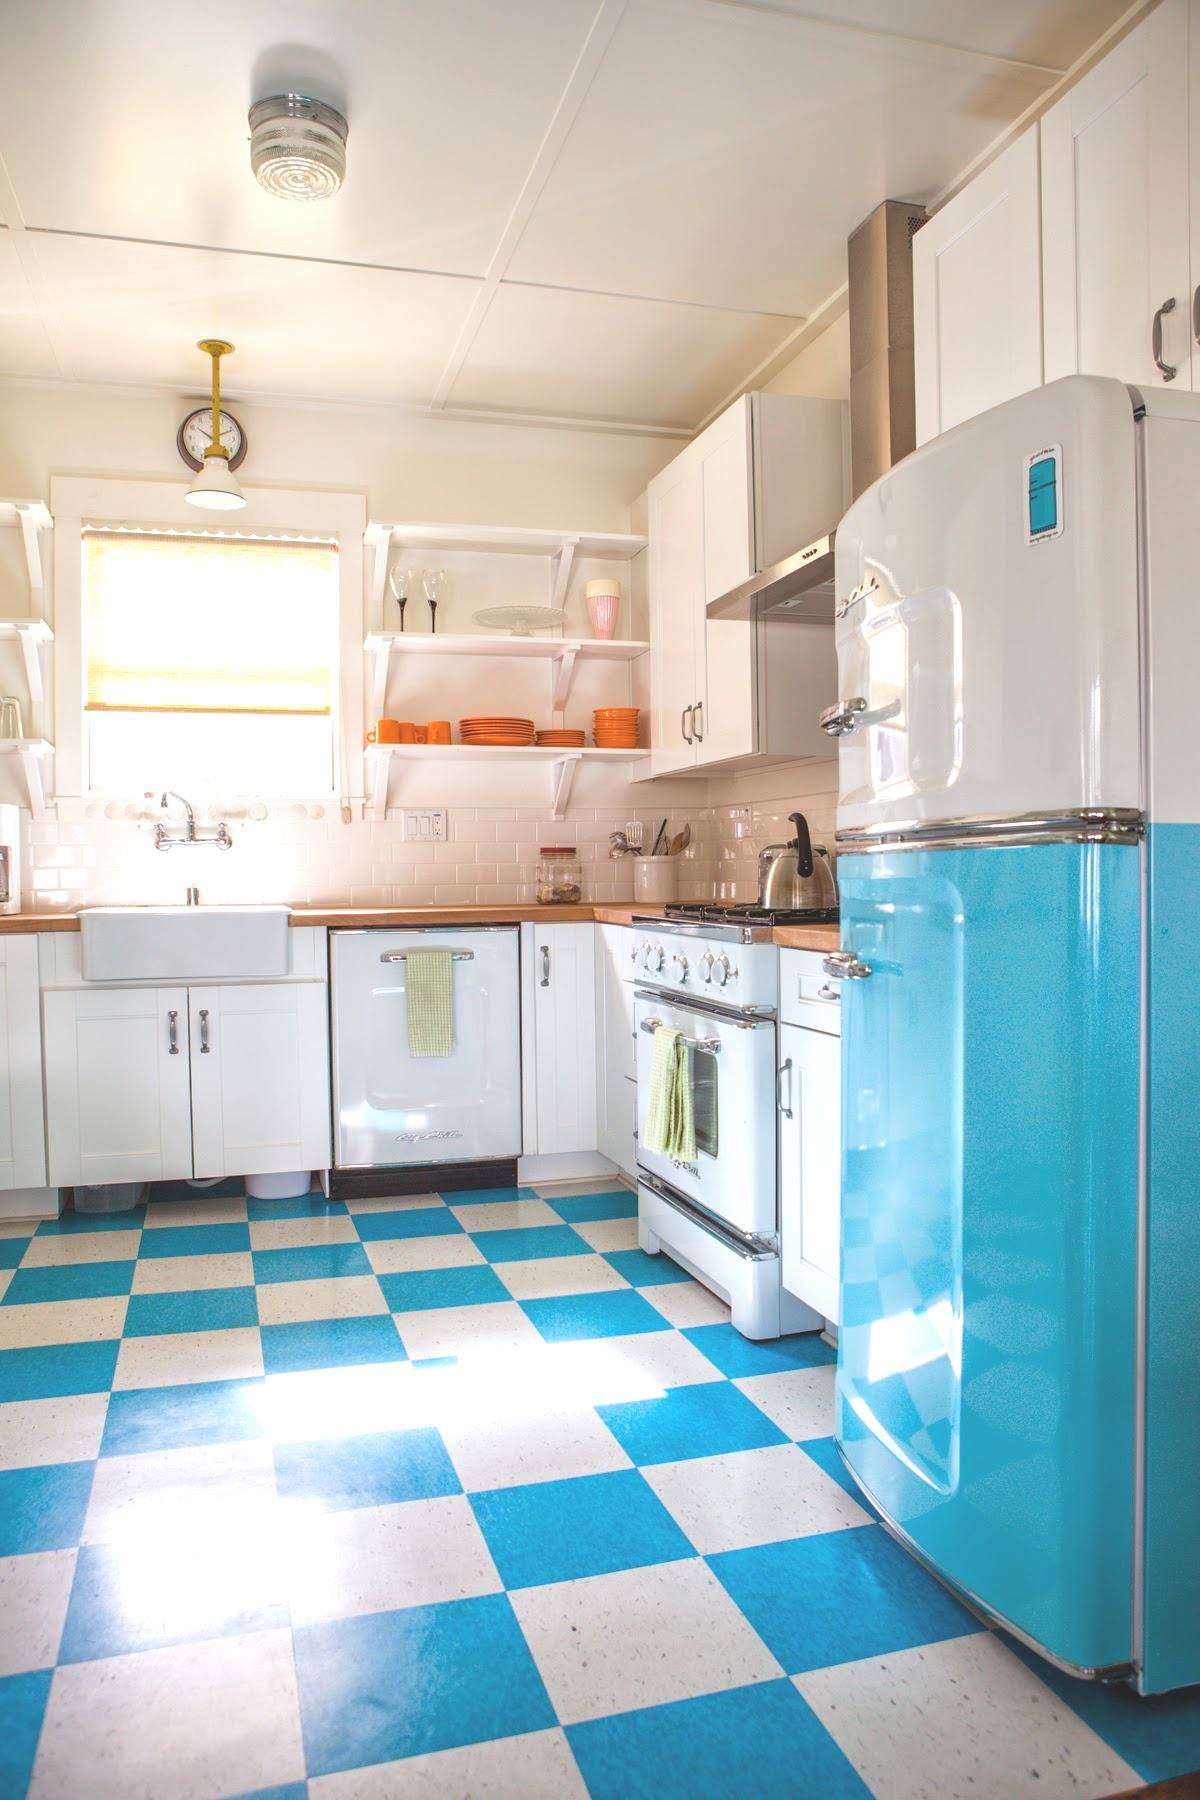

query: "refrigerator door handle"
xmin=822 ymin=952 xmax=872 ymax=981
xmin=819 ymin=696 xmax=868 ymax=737
xmin=1152 ymin=296 xmax=1178 ymax=381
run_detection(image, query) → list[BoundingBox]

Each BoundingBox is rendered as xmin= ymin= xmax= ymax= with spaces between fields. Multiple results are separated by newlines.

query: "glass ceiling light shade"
xmin=186 ymin=339 xmax=246 ymax=511
xmin=249 ymin=94 xmax=348 ymax=201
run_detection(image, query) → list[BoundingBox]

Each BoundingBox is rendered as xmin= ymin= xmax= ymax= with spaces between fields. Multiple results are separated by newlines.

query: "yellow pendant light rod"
xmin=197 ymin=339 xmax=234 ymax=461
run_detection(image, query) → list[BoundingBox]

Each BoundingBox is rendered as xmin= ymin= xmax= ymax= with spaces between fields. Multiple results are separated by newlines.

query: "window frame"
xmin=51 ymin=476 xmax=365 ymax=808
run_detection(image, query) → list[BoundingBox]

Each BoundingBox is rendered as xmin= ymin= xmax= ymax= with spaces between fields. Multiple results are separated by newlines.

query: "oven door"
xmin=634 ymin=988 xmax=777 ymax=1239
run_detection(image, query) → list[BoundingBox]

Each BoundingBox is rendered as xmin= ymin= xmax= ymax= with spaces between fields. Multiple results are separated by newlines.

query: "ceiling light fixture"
xmin=185 ymin=340 xmax=246 ymax=511
xmin=249 ymin=93 xmax=348 ymax=201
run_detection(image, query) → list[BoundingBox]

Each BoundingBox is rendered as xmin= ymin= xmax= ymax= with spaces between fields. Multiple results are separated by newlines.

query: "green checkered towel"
xmin=643 ymin=1026 xmax=696 ymax=1162
xmin=406 ymin=950 xmax=455 ymax=1057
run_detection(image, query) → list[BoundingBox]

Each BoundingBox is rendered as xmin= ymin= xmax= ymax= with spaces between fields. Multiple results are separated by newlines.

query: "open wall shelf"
xmin=364 ymin=743 xmax=646 ymax=821
xmin=363 ymin=630 xmax=649 ymax=719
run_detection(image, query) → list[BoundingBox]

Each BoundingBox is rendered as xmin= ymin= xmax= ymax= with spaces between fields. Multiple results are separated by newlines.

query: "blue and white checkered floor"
xmin=1 ymin=1180 xmax=1198 ymax=1798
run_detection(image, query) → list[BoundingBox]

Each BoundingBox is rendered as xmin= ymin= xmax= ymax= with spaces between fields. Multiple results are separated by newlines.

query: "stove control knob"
xmin=672 ymin=953 xmax=689 ymax=983
xmin=639 ymin=942 xmax=655 ymax=970
xmin=698 ymin=953 xmax=714 ymax=983
xmin=649 ymin=943 xmax=667 ymax=973
xmin=711 ymin=954 xmax=733 ymax=987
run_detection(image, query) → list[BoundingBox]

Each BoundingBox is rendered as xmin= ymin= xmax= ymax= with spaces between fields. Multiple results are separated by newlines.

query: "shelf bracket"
xmin=551 ymin=643 xmax=578 ymax=714
xmin=17 ymin=745 xmax=47 ymax=821
xmin=15 ymin=504 xmax=47 ymax=612
xmin=370 ymin=749 xmax=391 ymax=820
xmin=549 ymin=752 xmax=582 ymax=821
xmin=15 ymin=621 xmax=47 ymax=709
xmin=368 ymin=640 xmax=390 ymax=727
xmin=367 ymin=526 xmax=392 ymax=633
xmin=550 ymin=537 xmax=578 ymax=613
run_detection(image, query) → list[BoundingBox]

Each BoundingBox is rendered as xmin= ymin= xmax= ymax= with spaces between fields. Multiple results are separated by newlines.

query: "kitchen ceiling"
xmin=0 ymin=0 xmax=1135 ymax=434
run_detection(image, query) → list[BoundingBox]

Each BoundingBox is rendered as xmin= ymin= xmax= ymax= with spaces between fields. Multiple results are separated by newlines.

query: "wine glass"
xmin=422 ymin=569 xmax=446 ymax=635
xmin=387 ymin=564 xmax=414 ymax=632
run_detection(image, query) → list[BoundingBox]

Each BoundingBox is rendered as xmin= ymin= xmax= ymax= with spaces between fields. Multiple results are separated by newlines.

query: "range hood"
xmin=705 ymin=533 xmax=835 ymax=623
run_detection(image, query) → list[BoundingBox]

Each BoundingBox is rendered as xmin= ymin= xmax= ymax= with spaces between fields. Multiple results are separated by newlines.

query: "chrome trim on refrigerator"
xmin=836 ymin=1446 xmax=1138 ymax=1684
xmin=638 ymin=1169 xmax=778 ymax=1259
xmin=1131 ymin=402 xmax=1151 ymax=1670
xmin=822 ymin=952 xmax=872 ymax=980
xmin=836 ymin=807 xmax=1145 ymax=853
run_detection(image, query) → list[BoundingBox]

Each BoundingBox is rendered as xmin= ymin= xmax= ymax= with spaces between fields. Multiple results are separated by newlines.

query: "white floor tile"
xmin=492 ymin=1253 xmax=628 ymax=1301
xmin=254 ymin=1275 xmax=387 ymax=1325
xmin=112 ymin=1327 xmax=263 ymax=1391
xmin=0 ymin=1297 xmax=127 ymax=1348
xmin=30 ymin=1627 xmax=305 ymax=1800
xmin=364 ymin=1234 xmax=485 ymax=1276
xmin=440 ymin=1405 xmax=632 ymax=1492
xmin=283 ymin=1495 xmax=501 ymax=1624
xmin=20 ymin=1231 xmax=141 ymax=1268
xmin=0 ymin=1549 xmax=76 ymax=1676
xmin=309 ymin=1728 xmax=587 ymax=1798
xmin=644 ymin=1443 xmax=869 ymax=1553
xmin=0 ymin=1220 xmax=38 ymax=1238
xmin=732 ymin=1365 xmax=837 ymax=1442
xmin=343 ymin=1193 xmax=445 ymax=1214
xmin=641 ymin=1279 xmax=731 ymax=1328
xmin=392 ymin=1300 xmax=544 ymax=1362
xmin=545 ymin=1329 xmax=722 ymax=1402
xmin=248 ymin=1216 xmax=358 ymax=1251
xmin=450 ymin=1198 xmax=560 ymax=1232
xmin=570 ymin=1218 xmax=639 ymax=1253
xmin=532 ymin=1179 xmax=634 ymax=1199
xmin=511 ymin=1558 xmax=782 ymax=1725
xmin=143 ymin=1198 xmax=248 ymax=1227
xmin=84 ymin=1441 xmax=277 ymax=1547
xmin=259 ymin=1361 xmax=423 ymax=1443
xmin=0 ymin=1393 xmax=109 ymax=1469
xmin=131 ymin=1253 xmax=254 ymax=1295
xmin=794 ymin=1631 xmax=1143 ymax=1800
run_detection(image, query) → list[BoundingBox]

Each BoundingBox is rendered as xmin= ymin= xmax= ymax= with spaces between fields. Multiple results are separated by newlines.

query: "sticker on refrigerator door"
xmin=1024 ymin=444 xmax=1063 ymax=544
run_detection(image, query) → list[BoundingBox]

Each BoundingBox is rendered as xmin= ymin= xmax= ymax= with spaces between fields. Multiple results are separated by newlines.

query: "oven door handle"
xmin=638 ymin=1018 xmax=722 ymax=1054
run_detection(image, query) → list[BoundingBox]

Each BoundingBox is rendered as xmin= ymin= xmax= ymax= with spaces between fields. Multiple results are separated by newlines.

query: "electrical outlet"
xmin=402 ymin=808 xmax=448 ymax=842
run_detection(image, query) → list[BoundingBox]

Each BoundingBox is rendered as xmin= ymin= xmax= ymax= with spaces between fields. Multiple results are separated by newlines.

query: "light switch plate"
xmin=402 ymin=808 xmax=448 ymax=842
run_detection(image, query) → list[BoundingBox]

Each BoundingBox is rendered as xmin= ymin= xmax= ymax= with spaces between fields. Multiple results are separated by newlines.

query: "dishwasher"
xmin=330 ymin=925 xmax=522 ymax=1194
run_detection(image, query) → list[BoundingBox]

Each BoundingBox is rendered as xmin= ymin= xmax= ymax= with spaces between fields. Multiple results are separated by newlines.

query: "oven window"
xmin=690 ymin=1046 xmax=719 ymax=1158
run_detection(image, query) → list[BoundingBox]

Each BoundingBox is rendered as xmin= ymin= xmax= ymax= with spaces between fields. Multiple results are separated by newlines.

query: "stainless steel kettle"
xmin=757 ymin=811 xmax=838 ymax=911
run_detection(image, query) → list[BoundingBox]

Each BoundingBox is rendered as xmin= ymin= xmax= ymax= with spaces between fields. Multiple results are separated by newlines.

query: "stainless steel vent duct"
xmin=848 ymin=200 xmax=927 ymax=498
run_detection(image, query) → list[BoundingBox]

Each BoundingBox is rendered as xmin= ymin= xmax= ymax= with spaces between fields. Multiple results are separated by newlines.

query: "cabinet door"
xmin=596 ymin=925 xmax=636 ymax=1175
xmin=695 ymin=397 xmax=756 ymax=766
xmin=648 ymin=451 xmax=702 ymax=775
xmin=532 ymin=924 xmax=598 ymax=1156
xmin=1042 ymin=2 xmax=1191 ymax=389
xmin=0 ymin=937 xmax=46 ymax=1191
xmin=914 ymin=128 xmax=1043 ymax=444
xmin=779 ymin=1020 xmax=841 ymax=1322
xmin=189 ymin=982 xmax=331 ymax=1180
xmin=43 ymin=986 xmax=192 ymax=1188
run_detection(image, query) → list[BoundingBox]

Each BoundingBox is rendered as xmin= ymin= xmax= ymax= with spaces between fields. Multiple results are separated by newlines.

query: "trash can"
xmin=74 ymin=1182 xmax=148 ymax=1214
xmin=244 ymin=1171 xmax=313 ymax=1202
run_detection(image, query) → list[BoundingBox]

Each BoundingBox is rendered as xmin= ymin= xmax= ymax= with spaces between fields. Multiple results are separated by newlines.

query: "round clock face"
xmin=177 ymin=407 xmax=247 ymax=473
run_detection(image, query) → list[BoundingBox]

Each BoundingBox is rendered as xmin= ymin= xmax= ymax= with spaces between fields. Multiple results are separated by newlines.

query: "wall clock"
xmin=176 ymin=406 xmax=247 ymax=473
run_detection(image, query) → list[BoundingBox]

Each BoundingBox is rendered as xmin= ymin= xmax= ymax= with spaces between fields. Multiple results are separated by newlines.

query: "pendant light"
xmin=185 ymin=340 xmax=246 ymax=511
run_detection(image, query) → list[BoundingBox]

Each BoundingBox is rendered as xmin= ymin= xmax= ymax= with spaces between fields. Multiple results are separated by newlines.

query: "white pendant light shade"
xmin=186 ymin=453 xmax=246 ymax=510
xmin=249 ymin=95 xmax=348 ymax=201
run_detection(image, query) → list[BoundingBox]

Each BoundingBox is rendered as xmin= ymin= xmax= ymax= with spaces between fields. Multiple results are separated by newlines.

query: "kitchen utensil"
xmin=625 ymin=821 xmax=644 ymax=854
xmin=0 ymin=697 xmax=23 ymax=741
xmin=473 ymin=605 xmax=567 ymax=637
xmin=423 ymin=569 xmax=446 ymax=633
xmin=669 ymin=824 xmax=691 ymax=855
xmin=387 ymin=564 xmax=414 ymax=632
xmin=651 ymin=818 xmax=669 ymax=857
xmin=634 ymin=856 xmax=677 ymax=903
xmin=609 ymin=831 xmax=630 ymax=858
xmin=757 ymin=811 xmax=838 ymax=910
xmin=585 ymin=579 xmax=620 ymax=640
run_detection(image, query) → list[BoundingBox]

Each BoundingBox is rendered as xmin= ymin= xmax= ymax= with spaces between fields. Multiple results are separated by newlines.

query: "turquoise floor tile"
xmin=0 ymin=1461 xmax=95 ymax=1555
xmin=140 ymin=1223 xmax=251 ymax=1259
xmin=709 ymin=1524 xmax=982 ymax=1674
xmin=1004 ymin=1636 xmax=1200 ymax=1784
xmin=681 ymin=1322 xmax=835 ymax=1377
xmin=251 ymin=1243 xmax=371 ymax=1284
xmin=521 ymin=1288 xmax=671 ymax=1343
xmin=273 ymin=1426 xmax=460 ymax=1511
xmin=435 ymin=1187 xmax=537 ymax=1206
xmin=471 ymin=1224 xmax=590 ymax=1263
xmin=0 ymin=1238 xmax=31 ymax=1270
xmin=598 ymin=1380 xmax=787 ymax=1466
xmin=603 ymin=1248 xmax=691 ymax=1287
xmin=101 ymin=1378 xmax=266 ymax=1457
xmin=547 ymin=1190 xmax=638 ymax=1224
xmin=568 ymin=1680 xmax=871 ymax=1800
xmin=293 ymin=1594 xmax=555 ymax=1775
xmin=260 ymin=1315 xmax=406 ymax=1376
xmin=123 ymin=1286 xmax=259 ymax=1337
xmin=4 ymin=1260 xmax=135 ymax=1305
xmin=799 ymin=1436 xmax=874 ymax=1508
xmin=37 ymin=1210 xmax=143 ymax=1235
xmin=471 ymin=1468 xmax=692 ymax=1588
xmin=59 ymin=1539 xmax=287 ymax=1663
xmin=354 ymin=1207 xmax=462 ymax=1243
xmin=0 ymin=1670 xmax=52 ymax=1798
xmin=0 ymin=1340 xmax=118 ymax=1402
xmin=380 ymin=1265 xmax=509 ymax=1314
xmin=245 ymin=1196 xmax=341 ymax=1220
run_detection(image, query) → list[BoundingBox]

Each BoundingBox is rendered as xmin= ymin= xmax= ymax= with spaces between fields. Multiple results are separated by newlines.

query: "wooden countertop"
xmin=0 ymin=912 xmax=81 ymax=934
xmin=591 ymin=904 xmax=664 ymax=926
xmin=772 ymin=923 xmax=840 ymax=952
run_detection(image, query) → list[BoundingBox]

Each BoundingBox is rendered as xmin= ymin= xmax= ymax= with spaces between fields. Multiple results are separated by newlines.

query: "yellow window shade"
xmin=84 ymin=528 xmax=337 ymax=714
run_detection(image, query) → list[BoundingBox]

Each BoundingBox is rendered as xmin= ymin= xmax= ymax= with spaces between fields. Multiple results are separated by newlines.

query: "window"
xmin=82 ymin=527 xmax=339 ymax=796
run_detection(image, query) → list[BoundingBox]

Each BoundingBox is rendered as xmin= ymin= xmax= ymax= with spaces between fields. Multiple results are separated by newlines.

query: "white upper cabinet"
xmin=913 ymin=127 xmax=1044 ymax=445
xmin=1041 ymin=0 xmax=1191 ymax=390
xmin=647 ymin=391 xmax=847 ymax=775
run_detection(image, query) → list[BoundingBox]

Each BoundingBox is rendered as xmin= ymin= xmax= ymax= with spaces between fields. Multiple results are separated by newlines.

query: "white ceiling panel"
xmin=0 ymin=0 xmax=598 ymax=278
xmin=449 ymin=281 xmax=798 ymax=427
xmin=725 ymin=0 xmax=1134 ymax=71
xmin=8 ymin=233 xmax=481 ymax=404
xmin=0 ymin=230 xmax=61 ymax=378
xmin=508 ymin=0 xmax=1055 ymax=315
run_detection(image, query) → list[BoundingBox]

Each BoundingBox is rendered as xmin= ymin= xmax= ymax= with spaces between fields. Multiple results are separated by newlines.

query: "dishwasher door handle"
xmin=380 ymin=949 xmax=475 ymax=964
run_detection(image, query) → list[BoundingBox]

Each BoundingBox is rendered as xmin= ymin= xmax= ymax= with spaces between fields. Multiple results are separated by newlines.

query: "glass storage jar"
xmin=536 ymin=845 xmax=582 ymax=905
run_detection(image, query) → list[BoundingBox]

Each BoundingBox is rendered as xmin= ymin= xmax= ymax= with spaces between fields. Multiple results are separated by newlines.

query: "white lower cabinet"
xmin=779 ymin=951 xmax=842 ymax=1323
xmin=522 ymin=923 xmax=598 ymax=1157
xmin=44 ymin=977 xmax=330 ymax=1188
xmin=0 ymin=936 xmax=49 ymax=1192
xmin=596 ymin=924 xmax=637 ymax=1178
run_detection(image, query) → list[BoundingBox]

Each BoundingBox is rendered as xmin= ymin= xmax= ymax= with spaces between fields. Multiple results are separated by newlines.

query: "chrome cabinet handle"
xmin=167 ymin=1009 xmax=180 ymax=1055
xmin=1153 ymin=296 xmax=1178 ymax=381
xmin=822 ymin=951 xmax=872 ymax=980
xmin=199 ymin=1008 xmax=211 ymax=1054
xmin=681 ymin=705 xmax=694 ymax=744
xmin=540 ymin=945 xmax=550 ymax=988
xmin=1193 ymin=286 xmax=1200 ymax=345
xmin=819 ymin=696 xmax=867 ymax=738
xmin=692 ymin=700 xmax=704 ymax=742
xmin=776 ymin=1056 xmax=794 ymax=1119
xmin=817 ymin=982 xmax=842 ymax=1002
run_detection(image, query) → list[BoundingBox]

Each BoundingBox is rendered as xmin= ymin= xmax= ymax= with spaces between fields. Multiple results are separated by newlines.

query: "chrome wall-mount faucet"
xmin=153 ymin=791 xmax=232 ymax=852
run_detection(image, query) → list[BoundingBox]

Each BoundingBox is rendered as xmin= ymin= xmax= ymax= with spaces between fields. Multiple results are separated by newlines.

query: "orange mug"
xmin=413 ymin=725 xmax=428 ymax=744
xmin=395 ymin=722 xmax=417 ymax=744
xmin=427 ymin=720 xmax=451 ymax=744
xmin=366 ymin=718 xmax=402 ymax=745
